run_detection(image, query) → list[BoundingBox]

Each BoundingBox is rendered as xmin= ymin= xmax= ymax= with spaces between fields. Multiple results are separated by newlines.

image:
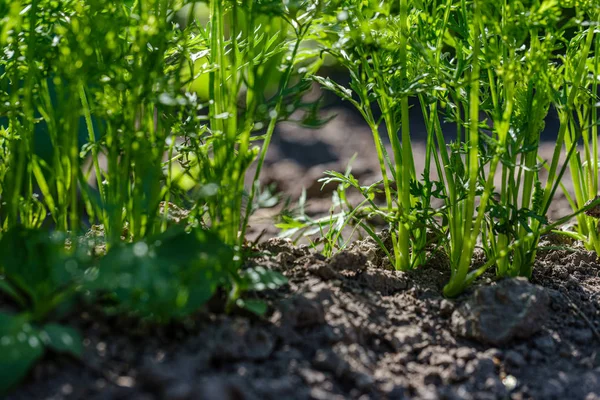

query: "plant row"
xmin=0 ymin=0 xmax=599 ymax=392
xmin=283 ymin=0 xmax=600 ymax=296
xmin=0 ymin=0 xmax=326 ymax=391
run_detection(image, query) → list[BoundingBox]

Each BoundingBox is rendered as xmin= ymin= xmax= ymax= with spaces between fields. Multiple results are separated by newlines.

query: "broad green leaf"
xmin=236 ymin=299 xmax=268 ymax=316
xmin=86 ymin=226 xmax=233 ymax=320
xmin=0 ymin=227 xmax=90 ymax=318
xmin=241 ymin=266 xmax=288 ymax=292
xmin=41 ymin=324 xmax=83 ymax=358
xmin=0 ymin=278 xmax=27 ymax=309
xmin=0 ymin=313 xmax=44 ymax=395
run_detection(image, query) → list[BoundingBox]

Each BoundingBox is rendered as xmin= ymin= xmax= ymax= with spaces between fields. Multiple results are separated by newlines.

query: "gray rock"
xmin=451 ymin=278 xmax=550 ymax=345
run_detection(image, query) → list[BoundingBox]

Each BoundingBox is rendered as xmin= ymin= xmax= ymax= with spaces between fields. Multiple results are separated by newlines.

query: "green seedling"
xmin=310 ymin=0 xmax=431 ymax=270
xmin=83 ymin=226 xmax=234 ymax=321
xmin=560 ymin=24 xmax=600 ymax=254
xmin=0 ymin=227 xmax=89 ymax=394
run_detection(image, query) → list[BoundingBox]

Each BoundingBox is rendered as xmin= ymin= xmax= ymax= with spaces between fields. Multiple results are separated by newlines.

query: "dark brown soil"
xmin=7 ymin=108 xmax=598 ymax=400
xmin=7 ymin=236 xmax=600 ymax=400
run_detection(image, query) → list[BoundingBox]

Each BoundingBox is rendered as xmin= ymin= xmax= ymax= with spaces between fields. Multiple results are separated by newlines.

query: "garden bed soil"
xmin=6 ymin=236 xmax=600 ymax=400
xmin=7 ymin=108 xmax=599 ymax=399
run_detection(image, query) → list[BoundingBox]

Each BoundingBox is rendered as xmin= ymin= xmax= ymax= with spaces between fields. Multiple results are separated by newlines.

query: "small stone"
xmin=581 ymin=371 xmax=600 ymax=395
xmin=502 ymin=375 xmax=518 ymax=392
xmin=61 ymin=384 xmax=73 ymax=395
xmin=115 ymin=376 xmax=135 ymax=388
xmin=451 ymin=278 xmax=550 ymax=345
xmin=418 ymin=348 xmax=433 ymax=363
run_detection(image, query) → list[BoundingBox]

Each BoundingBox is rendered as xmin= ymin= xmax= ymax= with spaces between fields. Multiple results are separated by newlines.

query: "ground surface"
xmin=7 ymin=236 xmax=600 ymax=400
xmin=6 ymin=108 xmax=600 ymax=399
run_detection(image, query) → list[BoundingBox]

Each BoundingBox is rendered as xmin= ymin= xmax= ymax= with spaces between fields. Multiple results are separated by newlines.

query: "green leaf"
xmin=85 ymin=226 xmax=233 ymax=320
xmin=312 ymin=76 xmax=359 ymax=107
xmin=236 ymin=298 xmax=268 ymax=316
xmin=275 ymin=217 xmax=307 ymax=230
xmin=0 ymin=227 xmax=89 ymax=318
xmin=241 ymin=266 xmax=288 ymax=292
xmin=0 ymin=278 xmax=27 ymax=309
xmin=0 ymin=313 xmax=44 ymax=395
xmin=41 ymin=324 xmax=83 ymax=358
